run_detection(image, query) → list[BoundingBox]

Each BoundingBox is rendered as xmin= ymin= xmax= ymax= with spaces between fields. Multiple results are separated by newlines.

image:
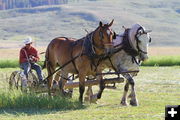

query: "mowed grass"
xmin=0 ymin=67 xmax=179 ymax=120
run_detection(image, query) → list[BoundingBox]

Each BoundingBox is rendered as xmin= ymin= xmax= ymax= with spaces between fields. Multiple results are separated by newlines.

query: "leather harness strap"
xmin=70 ymin=39 xmax=79 ymax=74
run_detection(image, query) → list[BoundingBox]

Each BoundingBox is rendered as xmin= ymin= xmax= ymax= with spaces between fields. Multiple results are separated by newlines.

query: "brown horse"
xmin=44 ymin=20 xmax=115 ymax=103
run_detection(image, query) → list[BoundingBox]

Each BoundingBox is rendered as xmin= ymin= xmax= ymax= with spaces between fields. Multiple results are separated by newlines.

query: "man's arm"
xmin=31 ymin=48 xmax=40 ymax=62
xmin=19 ymin=49 xmax=28 ymax=63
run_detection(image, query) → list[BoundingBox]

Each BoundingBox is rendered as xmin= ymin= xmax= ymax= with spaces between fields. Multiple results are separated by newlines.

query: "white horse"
xmin=93 ymin=23 xmax=152 ymax=106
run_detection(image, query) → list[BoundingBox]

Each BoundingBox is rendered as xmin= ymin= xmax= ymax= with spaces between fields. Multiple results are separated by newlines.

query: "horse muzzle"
xmin=103 ymin=43 xmax=113 ymax=54
xmin=140 ymin=53 xmax=149 ymax=61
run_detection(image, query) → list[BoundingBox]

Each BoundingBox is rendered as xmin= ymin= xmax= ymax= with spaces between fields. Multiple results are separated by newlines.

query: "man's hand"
xmin=29 ymin=55 xmax=36 ymax=62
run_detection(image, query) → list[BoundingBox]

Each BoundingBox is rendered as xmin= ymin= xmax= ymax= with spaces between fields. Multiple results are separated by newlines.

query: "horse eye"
xmin=138 ymin=30 xmax=142 ymax=33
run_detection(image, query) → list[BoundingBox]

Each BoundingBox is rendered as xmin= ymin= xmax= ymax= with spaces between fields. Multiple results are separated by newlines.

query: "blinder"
xmin=136 ymin=27 xmax=152 ymax=43
xmin=113 ymin=31 xmax=117 ymax=39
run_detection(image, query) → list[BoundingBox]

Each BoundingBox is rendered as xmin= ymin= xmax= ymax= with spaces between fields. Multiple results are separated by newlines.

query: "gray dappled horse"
xmin=93 ymin=23 xmax=152 ymax=106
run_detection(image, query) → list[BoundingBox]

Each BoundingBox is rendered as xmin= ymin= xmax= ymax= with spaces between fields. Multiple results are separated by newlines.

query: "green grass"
xmin=0 ymin=60 xmax=19 ymax=68
xmin=0 ymin=66 xmax=179 ymax=120
xmin=0 ymin=60 xmax=44 ymax=68
xmin=1 ymin=56 xmax=180 ymax=68
xmin=0 ymin=89 xmax=82 ymax=110
xmin=142 ymin=56 xmax=180 ymax=66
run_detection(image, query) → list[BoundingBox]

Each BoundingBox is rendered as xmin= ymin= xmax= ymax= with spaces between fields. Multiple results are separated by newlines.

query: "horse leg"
xmin=54 ymin=70 xmax=61 ymax=83
xmin=79 ymin=72 xmax=86 ymax=104
xmin=84 ymin=86 xmax=94 ymax=103
xmin=84 ymin=75 xmax=95 ymax=103
xmin=122 ymin=73 xmax=138 ymax=106
xmin=47 ymin=64 xmax=56 ymax=96
xmin=128 ymin=78 xmax=138 ymax=106
xmin=58 ymin=70 xmax=68 ymax=96
xmin=97 ymin=75 xmax=105 ymax=99
xmin=51 ymin=70 xmax=61 ymax=96
xmin=120 ymin=80 xmax=129 ymax=106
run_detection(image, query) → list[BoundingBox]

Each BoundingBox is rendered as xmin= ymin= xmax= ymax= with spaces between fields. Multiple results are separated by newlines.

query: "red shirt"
xmin=19 ymin=46 xmax=40 ymax=64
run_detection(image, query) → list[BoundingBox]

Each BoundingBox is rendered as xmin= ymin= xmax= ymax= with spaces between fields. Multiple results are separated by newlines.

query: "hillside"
xmin=0 ymin=0 xmax=180 ymax=48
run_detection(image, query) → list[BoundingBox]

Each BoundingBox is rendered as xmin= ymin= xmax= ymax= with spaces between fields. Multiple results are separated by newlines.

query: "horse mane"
xmin=82 ymin=31 xmax=96 ymax=58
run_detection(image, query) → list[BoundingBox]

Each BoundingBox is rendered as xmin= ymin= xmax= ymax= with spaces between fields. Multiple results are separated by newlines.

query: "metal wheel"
xmin=9 ymin=71 xmax=20 ymax=89
xmin=9 ymin=70 xmax=38 ymax=91
xmin=26 ymin=71 xmax=38 ymax=90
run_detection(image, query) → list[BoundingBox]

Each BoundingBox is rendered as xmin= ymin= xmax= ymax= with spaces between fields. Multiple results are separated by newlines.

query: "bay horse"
xmin=44 ymin=20 xmax=115 ymax=103
xmin=90 ymin=23 xmax=152 ymax=106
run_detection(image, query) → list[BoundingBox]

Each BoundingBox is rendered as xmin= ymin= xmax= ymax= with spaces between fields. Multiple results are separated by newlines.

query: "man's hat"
xmin=24 ymin=36 xmax=32 ymax=45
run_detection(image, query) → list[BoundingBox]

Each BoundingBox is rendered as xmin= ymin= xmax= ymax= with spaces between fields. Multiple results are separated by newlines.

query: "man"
xmin=19 ymin=36 xmax=43 ymax=84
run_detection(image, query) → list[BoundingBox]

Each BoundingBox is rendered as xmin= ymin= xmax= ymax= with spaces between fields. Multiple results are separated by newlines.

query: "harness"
xmin=122 ymin=29 xmax=139 ymax=57
xmin=83 ymin=31 xmax=108 ymax=71
xmin=69 ymin=28 xmax=111 ymax=73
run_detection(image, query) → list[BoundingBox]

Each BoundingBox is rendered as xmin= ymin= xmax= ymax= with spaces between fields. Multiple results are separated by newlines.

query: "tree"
xmin=0 ymin=0 xmax=68 ymax=10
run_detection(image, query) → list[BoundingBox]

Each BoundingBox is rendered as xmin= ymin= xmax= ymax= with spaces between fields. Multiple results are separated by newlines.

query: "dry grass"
xmin=0 ymin=46 xmax=46 ymax=60
xmin=149 ymin=47 xmax=180 ymax=56
xmin=0 ymin=46 xmax=180 ymax=60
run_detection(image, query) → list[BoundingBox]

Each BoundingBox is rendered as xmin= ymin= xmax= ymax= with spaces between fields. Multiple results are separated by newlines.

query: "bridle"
xmin=135 ymin=26 xmax=151 ymax=55
xmin=119 ymin=26 xmax=151 ymax=65
xmin=92 ymin=26 xmax=114 ymax=51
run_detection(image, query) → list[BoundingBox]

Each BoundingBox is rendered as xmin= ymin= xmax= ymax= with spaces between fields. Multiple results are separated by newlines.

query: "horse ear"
xmin=108 ymin=19 xmax=114 ymax=27
xmin=122 ymin=26 xmax=127 ymax=30
xmin=113 ymin=31 xmax=117 ymax=39
xmin=144 ymin=30 xmax=152 ymax=33
xmin=99 ymin=21 xmax=103 ymax=27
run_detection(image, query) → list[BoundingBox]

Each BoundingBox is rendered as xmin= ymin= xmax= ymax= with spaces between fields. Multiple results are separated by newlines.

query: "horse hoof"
xmin=90 ymin=94 xmax=98 ymax=104
xmin=128 ymin=93 xmax=133 ymax=98
xmin=130 ymin=100 xmax=139 ymax=106
xmin=120 ymin=101 xmax=128 ymax=106
xmin=62 ymin=91 xmax=73 ymax=98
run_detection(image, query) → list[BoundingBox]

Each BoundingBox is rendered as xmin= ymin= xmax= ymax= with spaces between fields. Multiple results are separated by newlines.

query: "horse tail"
xmin=42 ymin=45 xmax=49 ymax=69
xmin=42 ymin=59 xmax=47 ymax=69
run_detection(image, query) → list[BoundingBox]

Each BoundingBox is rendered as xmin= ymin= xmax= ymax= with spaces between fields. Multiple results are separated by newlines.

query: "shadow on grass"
xmin=0 ymin=90 xmax=86 ymax=115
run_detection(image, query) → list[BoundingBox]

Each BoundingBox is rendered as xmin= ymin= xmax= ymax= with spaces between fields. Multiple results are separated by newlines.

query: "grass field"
xmin=0 ymin=66 xmax=179 ymax=120
xmin=0 ymin=0 xmax=180 ymax=119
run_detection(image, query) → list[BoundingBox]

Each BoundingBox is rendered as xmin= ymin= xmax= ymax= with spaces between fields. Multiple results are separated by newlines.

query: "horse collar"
xmin=122 ymin=29 xmax=139 ymax=57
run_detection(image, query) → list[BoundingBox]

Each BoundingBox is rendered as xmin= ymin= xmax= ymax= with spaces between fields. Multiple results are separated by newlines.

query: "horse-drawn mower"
xmin=8 ymin=68 xmax=126 ymax=100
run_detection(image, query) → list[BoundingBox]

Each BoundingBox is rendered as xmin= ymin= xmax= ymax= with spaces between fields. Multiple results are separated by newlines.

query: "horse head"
xmin=128 ymin=24 xmax=152 ymax=61
xmin=93 ymin=19 xmax=115 ymax=54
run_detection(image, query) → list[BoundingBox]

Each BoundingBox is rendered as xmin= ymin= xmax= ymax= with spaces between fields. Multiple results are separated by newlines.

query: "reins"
xmin=44 ymin=53 xmax=85 ymax=81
